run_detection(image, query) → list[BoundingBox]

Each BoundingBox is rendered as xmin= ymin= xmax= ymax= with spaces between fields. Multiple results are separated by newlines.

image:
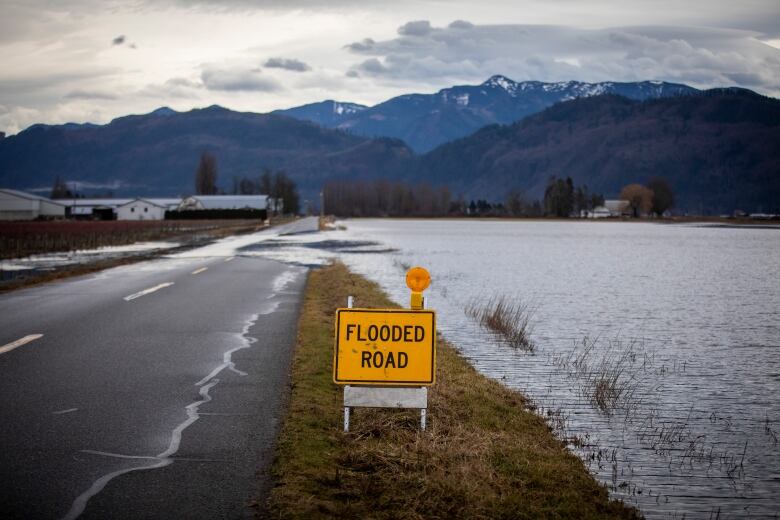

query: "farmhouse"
xmin=0 ymin=189 xmax=66 ymax=220
xmin=117 ymin=198 xmax=181 ymax=221
xmin=584 ymin=206 xmax=612 ymax=219
xmin=604 ymin=199 xmax=631 ymax=217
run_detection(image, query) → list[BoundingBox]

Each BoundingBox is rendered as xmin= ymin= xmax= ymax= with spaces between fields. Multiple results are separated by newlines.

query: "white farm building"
xmin=0 ymin=189 xmax=66 ymax=220
xmin=60 ymin=198 xmax=133 ymax=220
xmin=178 ymin=195 xmax=271 ymax=211
xmin=117 ymin=198 xmax=181 ymax=220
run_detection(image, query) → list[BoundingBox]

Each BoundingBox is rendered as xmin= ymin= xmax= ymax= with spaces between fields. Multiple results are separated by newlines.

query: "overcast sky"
xmin=1 ymin=0 xmax=779 ymax=134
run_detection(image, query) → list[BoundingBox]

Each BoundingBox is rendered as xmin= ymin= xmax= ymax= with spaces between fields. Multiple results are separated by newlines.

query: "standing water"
xmin=242 ymin=219 xmax=780 ymax=518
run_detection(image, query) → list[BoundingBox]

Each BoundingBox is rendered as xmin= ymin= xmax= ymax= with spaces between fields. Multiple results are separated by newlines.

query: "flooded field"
xmin=243 ymin=218 xmax=780 ymax=518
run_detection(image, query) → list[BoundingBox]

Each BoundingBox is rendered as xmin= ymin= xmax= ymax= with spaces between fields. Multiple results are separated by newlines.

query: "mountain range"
xmin=275 ymin=75 xmax=698 ymax=152
xmin=0 ymin=77 xmax=778 ymax=214
xmin=415 ymin=88 xmax=780 ymax=212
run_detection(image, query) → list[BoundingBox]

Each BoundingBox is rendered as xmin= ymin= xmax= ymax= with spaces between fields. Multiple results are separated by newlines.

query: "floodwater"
xmin=0 ymin=241 xmax=180 ymax=281
xmin=241 ymin=219 xmax=780 ymax=518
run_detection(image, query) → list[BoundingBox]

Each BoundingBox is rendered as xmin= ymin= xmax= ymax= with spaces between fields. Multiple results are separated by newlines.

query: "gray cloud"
xmin=200 ymin=67 xmax=281 ymax=92
xmin=398 ymin=20 xmax=431 ymax=36
xmin=356 ymin=58 xmax=387 ymax=75
xmin=344 ymin=38 xmax=375 ymax=52
xmin=139 ymin=77 xmax=203 ymax=98
xmin=65 ymin=89 xmax=118 ymax=100
xmin=448 ymin=20 xmax=474 ymax=30
xmin=112 ymin=35 xmax=125 ymax=45
xmin=264 ymin=57 xmax=311 ymax=72
xmin=345 ymin=21 xmax=780 ymax=95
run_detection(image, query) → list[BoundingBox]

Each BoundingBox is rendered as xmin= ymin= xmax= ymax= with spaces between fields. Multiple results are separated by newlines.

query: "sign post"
xmin=334 ymin=267 xmax=435 ymax=431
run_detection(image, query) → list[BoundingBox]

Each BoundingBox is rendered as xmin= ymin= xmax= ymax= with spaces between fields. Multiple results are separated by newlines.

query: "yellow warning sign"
xmin=333 ymin=309 xmax=436 ymax=386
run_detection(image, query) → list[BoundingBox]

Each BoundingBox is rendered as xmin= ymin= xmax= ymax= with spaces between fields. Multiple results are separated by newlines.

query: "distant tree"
xmin=195 ymin=152 xmax=218 ymax=195
xmin=506 ymin=189 xmax=526 ymax=217
xmin=272 ymin=170 xmax=299 ymax=215
xmin=620 ymin=183 xmax=654 ymax=217
xmin=450 ymin=194 xmax=466 ymax=215
xmin=590 ymin=193 xmax=605 ymax=209
xmin=258 ymin=169 xmax=272 ymax=195
xmin=543 ymin=176 xmax=575 ymax=217
xmin=50 ymin=176 xmax=71 ymax=199
xmin=646 ymin=177 xmax=675 ymax=216
xmin=239 ymin=177 xmax=256 ymax=195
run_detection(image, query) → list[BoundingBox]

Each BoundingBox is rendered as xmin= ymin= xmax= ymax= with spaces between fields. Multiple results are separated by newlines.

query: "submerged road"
xmin=0 ymin=217 xmax=317 ymax=519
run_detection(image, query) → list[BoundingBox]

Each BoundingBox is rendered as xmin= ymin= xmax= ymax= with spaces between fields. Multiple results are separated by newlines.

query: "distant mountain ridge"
xmin=0 ymin=104 xmax=413 ymax=200
xmin=275 ymin=75 xmax=699 ymax=152
xmin=1 ymin=83 xmax=777 ymax=214
xmin=415 ymin=88 xmax=780 ymax=213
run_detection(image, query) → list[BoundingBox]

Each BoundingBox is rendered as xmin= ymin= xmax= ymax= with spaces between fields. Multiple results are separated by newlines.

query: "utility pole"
xmin=319 ymin=190 xmax=324 ymax=229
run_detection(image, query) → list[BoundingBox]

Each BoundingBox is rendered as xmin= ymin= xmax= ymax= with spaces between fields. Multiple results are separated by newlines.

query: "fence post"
xmin=343 ymin=295 xmax=354 ymax=432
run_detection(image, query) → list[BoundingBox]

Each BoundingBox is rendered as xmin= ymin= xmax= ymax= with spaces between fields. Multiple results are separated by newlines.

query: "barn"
xmin=60 ymin=198 xmax=133 ymax=220
xmin=0 ymin=189 xmax=66 ymax=220
xmin=117 ymin=198 xmax=181 ymax=220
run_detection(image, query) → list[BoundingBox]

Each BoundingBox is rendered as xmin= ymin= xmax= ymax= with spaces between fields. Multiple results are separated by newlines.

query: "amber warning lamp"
xmin=406 ymin=266 xmax=431 ymax=310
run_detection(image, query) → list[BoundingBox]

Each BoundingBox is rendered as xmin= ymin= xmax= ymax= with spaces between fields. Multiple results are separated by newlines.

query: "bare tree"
xmin=195 ymin=152 xmax=218 ymax=195
xmin=620 ymin=183 xmax=654 ymax=217
xmin=50 ymin=176 xmax=71 ymax=199
xmin=646 ymin=177 xmax=675 ymax=216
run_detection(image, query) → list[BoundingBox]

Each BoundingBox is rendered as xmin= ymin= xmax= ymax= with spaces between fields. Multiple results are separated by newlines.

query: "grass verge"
xmin=267 ymin=262 xmax=640 ymax=519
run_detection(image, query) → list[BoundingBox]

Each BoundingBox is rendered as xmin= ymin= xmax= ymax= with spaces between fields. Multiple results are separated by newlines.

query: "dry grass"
xmin=267 ymin=262 xmax=639 ymax=519
xmin=465 ymin=295 xmax=535 ymax=351
xmin=0 ymin=219 xmax=267 ymax=259
xmin=0 ymin=220 xmax=272 ymax=293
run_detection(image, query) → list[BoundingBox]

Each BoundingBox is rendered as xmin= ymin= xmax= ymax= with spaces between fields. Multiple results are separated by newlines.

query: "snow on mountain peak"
xmin=483 ymin=75 xmax=518 ymax=95
xmin=332 ymin=101 xmax=365 ymax=116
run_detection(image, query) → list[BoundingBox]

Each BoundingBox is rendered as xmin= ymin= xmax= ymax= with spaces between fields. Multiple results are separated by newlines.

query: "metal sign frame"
xmin=337 ymin=295 xmax=432 ymax=431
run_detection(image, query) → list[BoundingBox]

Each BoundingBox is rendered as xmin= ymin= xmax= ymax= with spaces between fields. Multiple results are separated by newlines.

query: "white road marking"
xmin=52 ymin=408 xmax=78 ymax=415
xmin=123 ymin=282 xmax=174 ymax=301
xmin=0 ymin=334 xmax=43 ymax=355
xmin=191 ymin=267 xmax=208 ymax=275
xmin=224 ymin=256 xmax=235 ymax=262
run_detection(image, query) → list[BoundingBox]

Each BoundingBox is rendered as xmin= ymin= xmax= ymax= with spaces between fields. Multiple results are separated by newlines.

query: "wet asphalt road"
xmin=0 ymin=220 xmax=314 ymax=519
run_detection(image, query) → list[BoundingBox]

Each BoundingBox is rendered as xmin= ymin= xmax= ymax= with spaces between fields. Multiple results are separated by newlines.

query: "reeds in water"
xmin=465 ymin=295 xmax=535 ymax=352
xmin=556 ymin=336 xmax=647 ymax=415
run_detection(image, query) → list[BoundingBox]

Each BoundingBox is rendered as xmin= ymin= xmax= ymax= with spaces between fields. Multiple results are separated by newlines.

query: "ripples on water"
xmin=247 ymin=219 xmax=780 ymax=518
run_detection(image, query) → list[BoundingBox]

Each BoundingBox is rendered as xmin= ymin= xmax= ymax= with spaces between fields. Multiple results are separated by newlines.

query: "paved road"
xmin=0 ymin=218 xmax=317 ymax=519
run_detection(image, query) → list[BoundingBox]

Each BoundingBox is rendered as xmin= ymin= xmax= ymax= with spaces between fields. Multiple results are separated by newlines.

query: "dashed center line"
xmin=191 ymin=267 xmax=208 ymax=275
xmin=0 ymin=334 xmax=43 ymax=355
xmin=224 ymin=256 xmax=235 ymax=262
xmin=123 ymin=282 xmax=174 ymax=301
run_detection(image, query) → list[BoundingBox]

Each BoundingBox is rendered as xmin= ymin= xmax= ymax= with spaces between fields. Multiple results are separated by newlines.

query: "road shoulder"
xmin=267 ymin=262 xmax=640 ymax=519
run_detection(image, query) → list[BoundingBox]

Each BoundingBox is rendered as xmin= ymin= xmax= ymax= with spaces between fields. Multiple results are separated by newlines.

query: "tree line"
xmin=323 ymin=177 xmax=607 ymax=218
xmin=323 ymin=180 xmax=453 ymax=217
xmin=323 ymin=176 xmax=675 ymax=219
xmin=619 ymin=178 xmax=675 ymax=217
xmin=194 ymin=152 xmax=299 ymax=214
